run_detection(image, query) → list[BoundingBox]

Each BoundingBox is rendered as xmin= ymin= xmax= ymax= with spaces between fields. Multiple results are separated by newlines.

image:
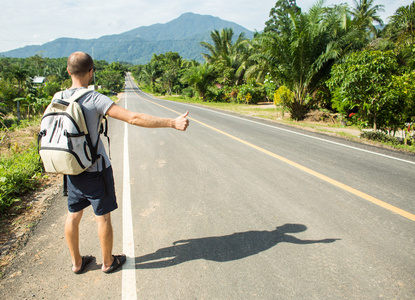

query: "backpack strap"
xmin=67 ymin=89 xmax=93 ymax=103
xmin=99 ymin=116 xmax=111 ymax=159
xmin=63 ymin=175 xmax=68 ymax=197
xmin=50 ymin=89 xmax=93 ymax=109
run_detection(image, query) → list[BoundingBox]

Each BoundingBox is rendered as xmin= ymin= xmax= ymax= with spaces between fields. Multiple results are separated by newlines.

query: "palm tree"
xmin=386 ymin=1 xmax=415 ymax=45
xmin=246 ymin=1 xmax=357 ymax=120
xmin=8 ymin=65 xmax=30 ymax=121
xmin=201 ymin=28 xmax=235 ymax=62
xmin=200 ymin=28 xmax=249 ymax=86
xmin=139 ymin=59 xmax=162 ymax=90
xmin=350 ymin=0 xmax=384 ymax=38
xmin=383 ymin=1 xmax=415 ymax=68
xmin=181 ymin=63 xmax=215 ymax=101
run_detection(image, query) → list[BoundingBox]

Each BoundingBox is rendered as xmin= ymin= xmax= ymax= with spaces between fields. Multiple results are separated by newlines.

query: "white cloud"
xmin=0 ymin=0 xmax=412 ymax=53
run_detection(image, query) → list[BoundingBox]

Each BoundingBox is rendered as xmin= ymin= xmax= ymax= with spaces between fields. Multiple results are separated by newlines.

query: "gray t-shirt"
xmin=62 ymin=88 xmax=114 ymax=172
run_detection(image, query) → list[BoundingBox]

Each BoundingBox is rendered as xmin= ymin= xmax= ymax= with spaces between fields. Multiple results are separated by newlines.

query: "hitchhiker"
xmin=63 ymin=51 xmax=189 ymax=274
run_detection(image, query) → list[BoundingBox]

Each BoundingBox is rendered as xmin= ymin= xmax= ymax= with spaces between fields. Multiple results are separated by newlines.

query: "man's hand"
xmin=173 ymin=111 xmax=189 ymax=131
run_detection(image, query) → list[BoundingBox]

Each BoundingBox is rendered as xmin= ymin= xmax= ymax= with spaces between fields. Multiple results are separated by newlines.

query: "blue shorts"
xmin=67 ymin=166 xmax=118 ymax=216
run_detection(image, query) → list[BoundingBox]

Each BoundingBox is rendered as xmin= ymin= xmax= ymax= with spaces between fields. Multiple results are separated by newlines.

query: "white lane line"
xmin=122 ymin=91 xmax=137 ymax=299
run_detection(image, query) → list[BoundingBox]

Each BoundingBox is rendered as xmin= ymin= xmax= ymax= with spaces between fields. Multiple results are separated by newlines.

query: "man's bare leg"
xmin=96 ymin=213 xmax=114 ymax=271
xmin=65 ymin=210 xmax=84 ymax=272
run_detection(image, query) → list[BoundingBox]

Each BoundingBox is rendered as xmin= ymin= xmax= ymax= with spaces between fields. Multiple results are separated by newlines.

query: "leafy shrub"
xmin=208 ymin=87 xmax=227 ymax=102
xmin=237 ymin=84 xmax=266 ymax=104
xmin=274 ymin=86 xmax=294 ymax=107
xmin=0 ymin=142 xmax=43 ymax=213
xmin=181 ymin=87 xmax=195 ymax=98
xmin=360 ymin=131 xmax=401 ymax=145
xmin=263 ymin=74 xmax=278 ymax=101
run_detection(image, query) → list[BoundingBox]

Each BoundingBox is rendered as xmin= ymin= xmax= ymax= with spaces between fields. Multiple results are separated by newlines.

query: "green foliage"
xmin=384 ymin=70 xmax=415 ymax=130
xmin=274 ymin=86 xmax=294 ymax=107
xmin=349 ymin=0 xmax=385 ymax=39
xmin=236 ymin=84 xmax=265 ymax=104
xmin=200 ymin=28 xmax=250 ymax=87
xmin=42 ymin=81 xmax=61 ymax=97
xmin=265 ymin=0 xmax=301 ymax=33
xmin=133 ymin=52 xmax=194 ymax=95
xmin=249 ymin=0 xmax=360 ymax=120
xmin=0 ymin=142 xmax=43 ymax=213
xmin=360 ymin=131 xmax=403 ymax=145
xmin=328 ymin=50 xmax=400 ymax=130
xmin=97 ymin=69 xmax=124 ymax=93
xmin=180 ymin=63 xmax=215 ymax=101
xmin=207 ymin=87 xmax=227 ymax=102
xmin=181 ymin=87 xmax=195 ymax=98
xmin=263 ymin=74 xmax=278 ymax=101
xmin=0 ymin=79 xmax=19 ymax=113
xmin=382 ymin=1 xmax=415 ymax=70
xmin=95 ymin=62 xmax=127 ymax=93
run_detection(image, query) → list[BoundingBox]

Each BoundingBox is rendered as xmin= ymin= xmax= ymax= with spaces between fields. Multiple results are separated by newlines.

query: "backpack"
xmin=38 ymin=89 xmax=100 ymax=175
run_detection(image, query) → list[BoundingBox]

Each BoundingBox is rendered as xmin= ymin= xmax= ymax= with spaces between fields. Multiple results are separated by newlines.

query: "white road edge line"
xmin=122 ymin=89 xmax=137 ymax=299
xmin=138 ymin=88 xmax=415 ymax=166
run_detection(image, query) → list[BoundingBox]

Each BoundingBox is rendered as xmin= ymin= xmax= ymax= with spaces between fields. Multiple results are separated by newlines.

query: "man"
xmin=64 ymin=51 xmax=189 ymax=274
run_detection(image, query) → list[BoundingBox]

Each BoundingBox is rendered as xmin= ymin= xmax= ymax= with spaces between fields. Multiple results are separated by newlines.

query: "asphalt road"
xmin=1 ymin=74 xmax=414 ymax=299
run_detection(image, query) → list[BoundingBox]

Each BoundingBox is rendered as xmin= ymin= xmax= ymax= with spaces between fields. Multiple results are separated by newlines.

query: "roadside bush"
xmin=237 ymin=84 xmax=265 ymax=104
xmin=360 ymin=131 xmax=402 ymax=145
xmin=263 ymin=74 xmax=278 ymax=102
xmin=274 ymin=86 xmax=294 ymax=107
xmin=208 ymin=87 xmax=227 ymax=102
xmin=0 ymin=142 xmax=43 ymax=213
xmin=181 ymin=87 xmax=195 ymax=98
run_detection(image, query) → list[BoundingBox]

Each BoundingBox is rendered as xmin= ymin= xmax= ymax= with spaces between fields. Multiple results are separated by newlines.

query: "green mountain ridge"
xmin=0 ymin=12 xmax=255 ymax=64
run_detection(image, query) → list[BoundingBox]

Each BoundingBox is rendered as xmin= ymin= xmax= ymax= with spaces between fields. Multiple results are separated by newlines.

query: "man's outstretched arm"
xmin=106 ymin=104 xmax=189 ymax=131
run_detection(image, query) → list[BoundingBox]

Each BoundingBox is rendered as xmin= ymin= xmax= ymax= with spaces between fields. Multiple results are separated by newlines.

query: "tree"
xmin=386 ymin=1 xmax=415 ymax=42
xmin=98 ymin=69 xmax=124 ymax=93
xmin=159 ymin=52 xmax=182 ymax=95
xmin=350 ymin=0 xmax=384 ymax=39
xmin=7 ymin=65 xmax=30 ymax=121
xmin=328 ymin=50 xmax=400 ymax=131
xmin=95 ymin=61 xmax=127 ymax=93
xmin=383 ymin=1 xmax=415 ymax=69
xmin=201 ymin=28 xmax=237 ymax=62
xmin=141 ymin=60 xmax=163 ymax=90
xmin=200 ymin=28 xmax=249 ymax=86
xmin=384 ymin=71 xmax=415 ymax=134
xmin=264 ymin=0 xmax=301 ymax=34
xmin=248 ymin=1 xmax=356 ymax=120
xmin=0 ymin=79 xmax=19 ymax=114
xmin=181 ymin=63 xmax=215 ymax=101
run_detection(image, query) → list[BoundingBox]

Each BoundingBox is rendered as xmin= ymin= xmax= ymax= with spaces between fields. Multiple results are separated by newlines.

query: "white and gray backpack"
xmin=38 ymin=89 xmax=99 ymax=175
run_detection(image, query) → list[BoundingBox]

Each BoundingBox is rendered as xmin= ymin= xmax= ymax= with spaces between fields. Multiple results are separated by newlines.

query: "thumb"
xmin=181 ymin=111 xmax=189 ymax=118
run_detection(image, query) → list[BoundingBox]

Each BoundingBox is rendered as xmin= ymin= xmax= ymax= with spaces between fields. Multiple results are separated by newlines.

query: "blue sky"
xmin=0 ymin=0 xmax=412 ymax=53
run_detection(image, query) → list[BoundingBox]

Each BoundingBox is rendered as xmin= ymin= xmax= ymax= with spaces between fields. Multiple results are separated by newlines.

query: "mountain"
xmin=0 ymin=13 xmax=254 ymax=64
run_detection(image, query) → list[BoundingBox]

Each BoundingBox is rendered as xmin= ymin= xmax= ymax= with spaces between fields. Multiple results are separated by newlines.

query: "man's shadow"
xmin=135 ymin=223 xmax=340 ymax=269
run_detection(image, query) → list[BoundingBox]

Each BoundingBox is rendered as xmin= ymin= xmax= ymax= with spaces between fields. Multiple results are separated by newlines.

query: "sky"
xmin=0 ymin=0 xmax=412 ymax=53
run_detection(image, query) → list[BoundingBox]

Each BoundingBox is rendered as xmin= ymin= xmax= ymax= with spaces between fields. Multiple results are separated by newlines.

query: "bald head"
xmin=67 ymin=52 xmax=94 ymax=76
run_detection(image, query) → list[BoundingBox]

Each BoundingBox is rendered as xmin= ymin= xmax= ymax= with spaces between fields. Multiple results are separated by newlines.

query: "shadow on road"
xmin=135 ymin=223 xmax=340 ymax=269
